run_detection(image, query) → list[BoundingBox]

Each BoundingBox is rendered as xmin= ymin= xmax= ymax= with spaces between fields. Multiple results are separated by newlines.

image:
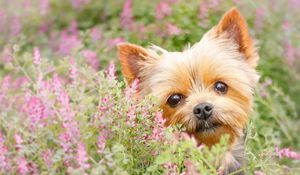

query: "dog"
xmin=117 ymin=8 xmax=259 ymax=175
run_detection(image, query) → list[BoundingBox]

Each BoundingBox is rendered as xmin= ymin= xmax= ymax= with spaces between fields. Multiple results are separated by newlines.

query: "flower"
xmin=33 ymin=47 xmax=41 ymax=66
xmin=70 ymin=0 xmax=90 ymax=9
xmin=151 ymin=112 xmax=166 ymax=141
xmin=41 ymin=149 xmax=53 ymax=169
xmin=17 ymin=157 xmax=30 ymax=175
xmin=23 ymin=96 xmax=48 ymax=128
xmin=0 ymin=133 xmax=10 ymax=172
xmin=69 ymin=58 xmax=78 ymax=85
xmin=185 ymin=160 xmax=200 ymax=175
xmin=124 ymin=79 xmax=139 ymax=100
xmin=82 ymin=50 xmax=100 ymax=71
xmin=275 ymin=146 xmax=300 ymax=160
xmin=40 ymin=0 xmax=50 ymax=15
xmin=76 ymin=142 xmax=90 ymax=170
xmin=254 ymin=171 xmax=265 ymax=175
xmin=14 ymin=134 xmax=24 ymax=150
xmin=105 ymin=61 xmax=117 ymax=82
xmin=163 ymin=162 xmax=178 ymax=175
xmin=155 ymin=1 xmax=172 ymax=20
xmin=254 ymin=8 xmax=265 ymax=32
xmin=97 ymin=128 xmax=109 ymax=153
xmin=107 ymin=37 xmax=125 ymax=49
xmin=120 ymin=0 xmax=134 ymax=29
xmin=10 ymin=16 xmax=22 ymax=36
xmin=283 ymin=39 xmax=295 ymax=65
xmin=166 ymin=23 xmax=181 ymax=36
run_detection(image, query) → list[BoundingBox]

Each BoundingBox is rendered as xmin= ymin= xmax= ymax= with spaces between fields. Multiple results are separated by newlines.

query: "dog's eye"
xmin=214 ymin=81 xmax=228 ymax=94
xmin=167 ymin=94 xmax=182 ymax=107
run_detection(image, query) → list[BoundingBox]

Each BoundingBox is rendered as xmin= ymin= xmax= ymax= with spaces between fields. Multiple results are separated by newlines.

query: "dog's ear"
xmin=216 ymin=8 xmax=259 ymax=67
xmin=118 ymin=43 xmax=157 ymax=84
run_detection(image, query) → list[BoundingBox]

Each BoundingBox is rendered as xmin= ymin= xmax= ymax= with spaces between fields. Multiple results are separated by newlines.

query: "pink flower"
xmin=69 ymin=58 xmax=78 ymax=85
xmin=41 ymin=149 xmax=53 ymax=169
xmin=254 ymin=8 xmax=265 ymax=32
xmin=40 ymin=0 xmax=50 ymax=15
xmin=90 ymin=27 xmax=102 ymax=41
xmin=17 ymin=157 xmax=30 ymax=175
xmin=24 ymin=96 xmax=48 ymax=127
xmin=151 ymin=112 xmax=166 ymax=141
xmin=126 ymin=105 xmax=137 ymax=127
xmin=120 ymin=0 xmax=134 ymax=29
xmin=0 ymin=133 xmax=10 ymax=172
xmin=275 ymin=146 xmax=300 ymax=160
xmin=0 ymin=75 xmax=11 ymax=104
xmin=283 ymin=40 xmax=295 ymax=65
xmin=107 ymin=37 xmax=125 ymax=49
xmin=254 ymin=171 xmax=265 ymax=175
xmin=70 ymin=0 xmax=90 ymax=9
xmin=76 ymin=142 xmax=90 ymax=170
xmin=82 ymin=50 xmax=100 ymax=71
xmin=124 ymin=79 xmax=139 ymax=100
xmin=33 ymin=47 xmax=41 ymax=66
xmin=14 ymin=134 xmax=24 ymax=150
xmin=105 ymin=61 xmax=117 ymax=82
xmin=155 ymin=1 xmax=172 ymax=20
xmin=58 ymin=28 xmax=81 ymax=55
xmin=163 ymin=162 xmax=178 ymax=175
xmin=166 ymin=23 xmax=181 ymax=36
xmin=185 ymin=160 xmax=199 ymax=175
xmin=97 ymin=128 xmax=109 ymax=153
xmin=10 ymin=16 xmax=22 ymax=36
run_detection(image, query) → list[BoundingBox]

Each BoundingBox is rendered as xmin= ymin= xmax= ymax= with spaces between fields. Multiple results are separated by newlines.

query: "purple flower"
xmin=105 ymin=61 xmax=117 ymax=82
xmin=254 ymin=8 xmax=265 ymax=32
xmin=0 ymin=133 xmax=10 ymax=172
xmin=275 ymin=146 xmax=300 ymax=160
xmin=33 ymin=47 xmax=41 ymax=66
xmin=40 ymin=0 xmax=50 ymax=15
xmin=254 ymin=171 xmax=265 ymax=175
xmin=82 ymin=50 xmax=100 ymax=71
xmin=97 ymin=128 xmax=109 ymax=153
xmin=41 ymin=149 xmax=53 ymax=169
xmin=76 ymin=142 xmax=90 ymax=170
xmin=155 ymin=1 xmax=172 ymax=20
xmin=124 ymin=79 xmax=139 ymax=100
xmin=90 ymin=27 xmax=102 ymax=41
xmin=10 ymin=16 xmax=22 ymax=36
xmin=70 ymin=0 xmax=90 ymax=9
xmin=23 ymin=96 xmax=48 ymax=128
xmin=17 ymin=157 xmax=30 ymax=175
xmin=166 ymin=23 xmax=181 ymax=36
xmin=69 ymin=58 xmax=78 ymax=85
xmin=283 ymin=39 xmax=295 ymax=65
xmin=107 ymin=37 xmax=125 ymax=49
xmin=120 ymin=0 xmax=134 ymax=29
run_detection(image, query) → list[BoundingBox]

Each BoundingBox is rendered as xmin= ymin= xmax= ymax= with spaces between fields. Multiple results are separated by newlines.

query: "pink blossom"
xmin=24 ymin=96 xmax=48 ymax=127
xmin=33 ymin=47 xmax=41 ymax=66
xmin=198 ymin=1 xmax=209 ymax=26
xmin=17 ymin=157 xmax=30 ymax=175
xmin=163 ymin=162 xmax=178 ymax=175
xmin=126 ymin=105 xmax=137 ymax=127
xmin=41 ymin=149 xmax=53 ymax=169
xmin=155 ymin=1 xmax=172 ymax=20
xmin=254 ymin=171 xmax=265 ymax=175
xmin=120 ymin=0 xmax=134 ymax=29
xmin=283 ymin=39 xmax=295 ymax=65
xmin=0 ymin=75 xmax=11 ymax=104
xmin=0 ymin=133 xmax=10 ymax=172
xmin=151 ymin=112 xmax=166 ymax=141
xmin=10 ymin=16 xmax=22 ymax=36
xmin=40 ymin=0 xmax=50 ymax=15
xmin=0 ymin=10 xmax=7 ymax=33
xmin=82 ymin=50 xmax=100 ymax=71
xmin=70 ymin=0 xmax=90 ymax=9
xmin=105 ymin=61 xmax=117 ymax=82
xmin=282 ymin=20 xmax=289 ymax=31
xmin=58 ymin=29 xmax=81 ymax=55
xmin=1 ymin=47 xmax=13 ymax=63
xmin=124 ymin=79 xmax=139 ymax=100
xmin=90 ymin=27 xmax=102 ymax=41
xmin=69 ymin=58 xmax=78 ymax=85
xmin=14 ymin=134 xmax=24 ymax=150
xmin=185 ymin=160 xmax=199 ymax=175
xmin=275 ymin=146 xmax=300 ymax=160
xmin=166 ymin=23 xmax=181 ymax=36
xmin=97 ymin=128 xmax=109 ymax=153
xmin=107 ymin=37 xmax=125 ymax=49
xmin=254 ymin=8 xmax=265 ymax=32
xmin=76 ymin=142 xmax=90 ymax=170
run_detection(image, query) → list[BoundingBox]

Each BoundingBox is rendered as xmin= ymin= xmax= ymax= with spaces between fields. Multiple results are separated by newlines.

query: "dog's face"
xmin=118 ymin=8 xmax=259 ymax=146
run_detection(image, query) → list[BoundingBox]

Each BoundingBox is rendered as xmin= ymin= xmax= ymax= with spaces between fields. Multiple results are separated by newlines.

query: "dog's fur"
xmin=118 ymin=8 xmax=259 ymax=174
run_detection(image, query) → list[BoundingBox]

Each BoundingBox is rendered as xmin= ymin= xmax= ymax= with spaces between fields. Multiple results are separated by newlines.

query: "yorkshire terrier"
xmin=118 ymin=8 xmax=259 ymax=175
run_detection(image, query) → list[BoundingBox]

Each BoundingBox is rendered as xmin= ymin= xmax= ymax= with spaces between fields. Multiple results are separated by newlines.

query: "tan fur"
xmin=118 ymin=8 xmax=259 ymax=175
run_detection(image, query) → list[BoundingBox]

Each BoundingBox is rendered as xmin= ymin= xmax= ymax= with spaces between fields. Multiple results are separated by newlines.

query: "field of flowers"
xmin=0 ymin=0 xmax=300 ymax=174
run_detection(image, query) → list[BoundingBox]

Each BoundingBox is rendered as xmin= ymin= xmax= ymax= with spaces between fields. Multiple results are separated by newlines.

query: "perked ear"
xmin=216 ymin=8 xmax=259 ymax=67
xmin=117 ymin=43 xmax=154 ymax=84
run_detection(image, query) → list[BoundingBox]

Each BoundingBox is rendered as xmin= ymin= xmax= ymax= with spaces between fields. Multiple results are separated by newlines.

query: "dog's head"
xmin=118 ymin=8 xmax=259 ymax=146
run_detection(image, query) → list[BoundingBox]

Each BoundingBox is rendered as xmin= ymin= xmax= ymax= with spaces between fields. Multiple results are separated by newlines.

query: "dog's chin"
xmin=195 ymin=122 xmax=221 ymax=133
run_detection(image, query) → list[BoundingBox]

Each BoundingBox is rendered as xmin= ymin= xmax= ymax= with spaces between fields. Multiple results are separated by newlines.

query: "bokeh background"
xmin=0 ymin=0 xmax=299 ymax=174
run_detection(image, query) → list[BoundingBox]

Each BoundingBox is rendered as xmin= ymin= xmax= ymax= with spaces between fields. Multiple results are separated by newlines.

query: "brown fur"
xmin=118 ymin=7 xmax=259 ymax=175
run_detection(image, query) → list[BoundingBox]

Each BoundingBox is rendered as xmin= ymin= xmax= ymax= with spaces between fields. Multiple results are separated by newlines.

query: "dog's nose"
xmin=193 ymin=103 xmax=213 ymax=120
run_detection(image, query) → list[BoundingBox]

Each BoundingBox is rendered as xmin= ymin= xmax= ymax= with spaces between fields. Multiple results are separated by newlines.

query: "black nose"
xmin=193 ymin=103 xmax=213 ymax=120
